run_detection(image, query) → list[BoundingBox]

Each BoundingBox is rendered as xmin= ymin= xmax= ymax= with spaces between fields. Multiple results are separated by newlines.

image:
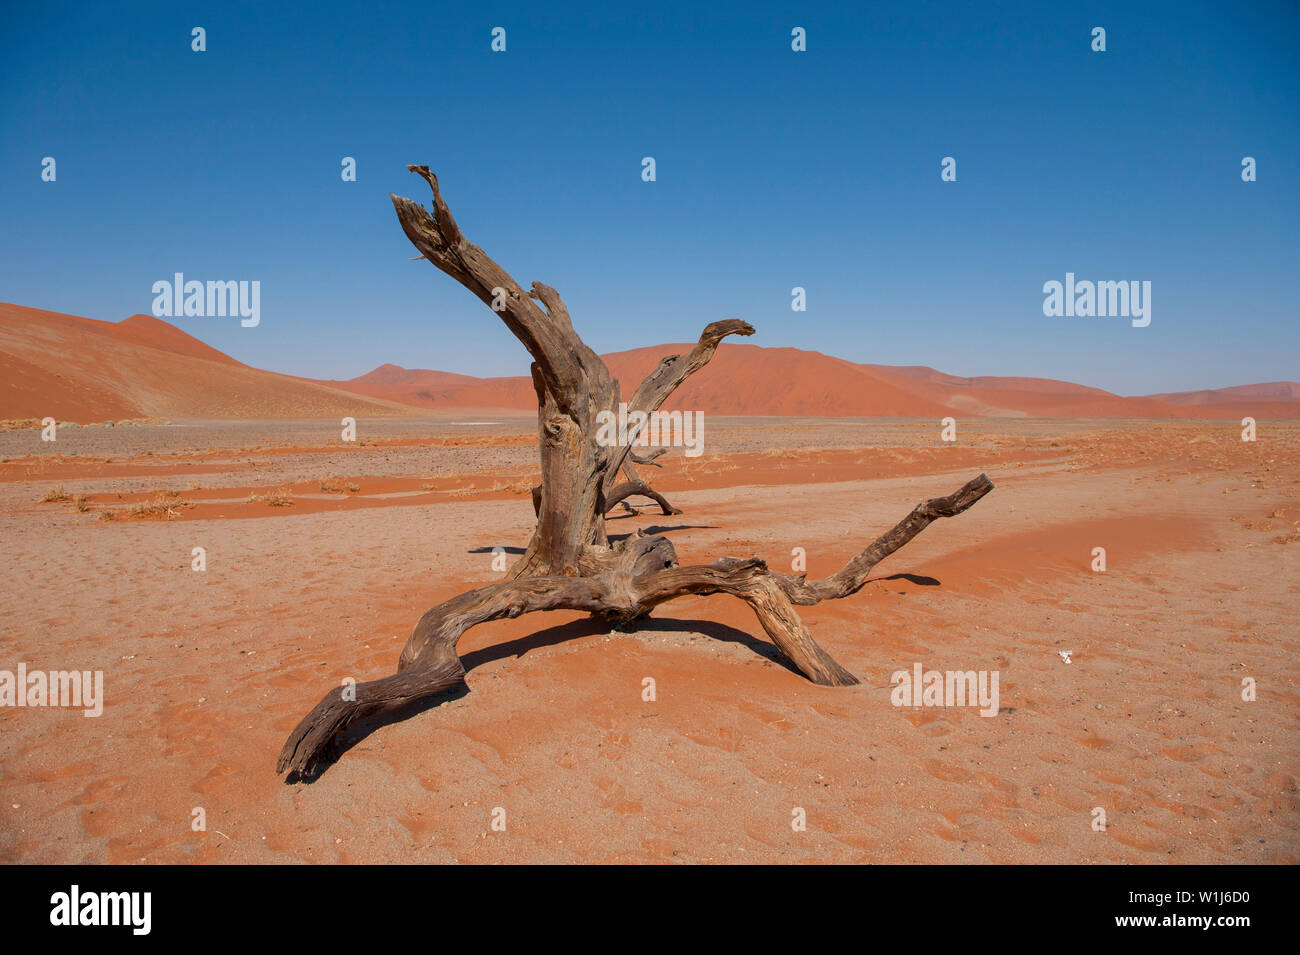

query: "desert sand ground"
xmin=0 ymin=416 xmax=1296 ymax=863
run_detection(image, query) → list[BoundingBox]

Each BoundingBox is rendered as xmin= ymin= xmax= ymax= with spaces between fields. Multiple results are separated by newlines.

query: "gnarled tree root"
xmin=277 ymin=473 xmax=992 ymax=778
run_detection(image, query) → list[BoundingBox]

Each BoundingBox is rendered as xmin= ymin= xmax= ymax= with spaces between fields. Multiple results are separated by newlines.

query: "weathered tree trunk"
xmin=276 ymin=167 xmax=993 ymax=778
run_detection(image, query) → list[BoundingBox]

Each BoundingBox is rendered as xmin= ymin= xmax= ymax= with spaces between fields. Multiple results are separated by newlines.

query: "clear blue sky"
xmin=1 ymin=0 xmax=1296 ymax=394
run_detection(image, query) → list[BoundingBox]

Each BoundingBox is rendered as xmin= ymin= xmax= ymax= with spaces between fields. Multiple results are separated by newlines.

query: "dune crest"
xmin=3 ymin=303 xmax=1297 ymax=421
xmin=0 ymin=303 xmax=416 ymax=422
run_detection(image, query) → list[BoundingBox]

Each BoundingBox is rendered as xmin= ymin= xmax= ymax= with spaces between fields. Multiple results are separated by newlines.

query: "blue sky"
xmin=1 ymin=0 xmax=1296 ymax=394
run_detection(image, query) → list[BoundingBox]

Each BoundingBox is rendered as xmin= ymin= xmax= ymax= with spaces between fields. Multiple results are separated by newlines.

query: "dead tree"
xmin=276 ymin=166 xmax=993 ymax=776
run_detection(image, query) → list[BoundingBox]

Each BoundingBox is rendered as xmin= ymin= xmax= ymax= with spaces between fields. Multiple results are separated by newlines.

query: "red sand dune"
xmin=1145 ymin=381 xmax=1300 ymax=418
xmin=854 ymin=364 xmax=1182 ymax=419
xmin=323 ymin=363 xmax=538 ymax=410
xmin=3 ymin=302 xmax=1297 ymax=421
xmin=606 ymin=344 xmax=955 ymax=418
xmin=0 ymin=303 xmax=414 ymax=422
xmin=1149 ymin=381 xmax=1300 ymax=404
xmin=325 ymin=342 xmax=1300 ymax=420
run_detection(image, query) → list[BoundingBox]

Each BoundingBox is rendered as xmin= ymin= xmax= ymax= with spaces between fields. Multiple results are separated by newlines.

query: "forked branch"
xmin=604 ymin=319 xmax=755 ymax=493
xmin=391 ymin=166 xmax=601 ymax=411
xmin=277 ymin=167 xmax=995 ymax=779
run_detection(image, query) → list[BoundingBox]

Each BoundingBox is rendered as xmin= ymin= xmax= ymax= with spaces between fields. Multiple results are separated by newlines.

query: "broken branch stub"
xmin=275 ymin=168 xmax=993 ymax=777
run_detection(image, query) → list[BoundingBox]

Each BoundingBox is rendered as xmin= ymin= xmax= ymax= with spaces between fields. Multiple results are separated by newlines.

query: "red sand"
xmin=4 ymin=303 xmax=1298 ymax=423
xmin=1 ymin=418 xmax=1296 ymax=863
xmin=325 ymin=341 xmax=1300 ymax=420
xmin=1 ymin=303 xmax=1296 ymax=864
xmin=0 ymin=304 xmax=415 ymax=422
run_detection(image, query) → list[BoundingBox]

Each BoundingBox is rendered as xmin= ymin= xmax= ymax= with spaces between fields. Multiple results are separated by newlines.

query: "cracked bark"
xmin=276 ymin=168 xmax=993 ymax=778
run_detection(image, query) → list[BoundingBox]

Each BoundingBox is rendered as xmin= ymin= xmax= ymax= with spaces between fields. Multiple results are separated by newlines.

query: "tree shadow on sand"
xmin=289 ymin=608 xmax=811 ymax=780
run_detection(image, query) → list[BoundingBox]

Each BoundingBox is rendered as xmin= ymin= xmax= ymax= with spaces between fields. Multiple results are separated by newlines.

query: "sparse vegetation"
xmin=40 ymin=484 xmax=72 ymax=503
xmin=0 ymin=418 xmax=43 ymax=431
xmin=128 ymin=495 xmax=195 ymax=520
xmin=250 ymin=488 xmax=294 ymax=507
xmin=435 ymin=480 xmax=533 ymax=498
xmin=320 ymin=476 xmax=358 ymax=494
xmin=0 ymin=417 xmax=157 ymax=431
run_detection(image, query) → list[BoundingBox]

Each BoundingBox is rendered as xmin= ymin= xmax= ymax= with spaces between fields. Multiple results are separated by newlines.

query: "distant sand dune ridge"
xmin=2 ymin=303 xmax=1297 ymax=423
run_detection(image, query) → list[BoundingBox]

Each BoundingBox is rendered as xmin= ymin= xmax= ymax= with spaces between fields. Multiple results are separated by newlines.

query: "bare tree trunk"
xmin=276 ymin=167 xmax=993 ymax=778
